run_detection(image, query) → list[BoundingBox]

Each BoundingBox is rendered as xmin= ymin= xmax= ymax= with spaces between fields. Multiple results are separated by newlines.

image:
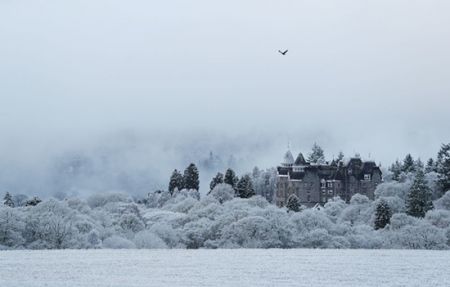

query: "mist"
xmin=1 ymin=0 xmax=449 ymax=197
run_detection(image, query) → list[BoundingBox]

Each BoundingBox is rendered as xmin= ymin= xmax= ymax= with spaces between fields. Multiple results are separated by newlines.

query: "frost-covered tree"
xmin=374 ymin=199 xmax=392 ymax=230
xmin=402 ymin=154 xmax=415 ymax=174
xmin=435 ymin=191 xmax=450 ymax=211
xmin=183 ymin=163 xmax=200 ymax=191
xmin=236 ymin=175 xmax=255 ymax=198
xmin=168 ymin=169 xmax=184 ymax=194
xmin=415 ymin=158 xmax=424 ymax=172
xmin=252 ymin=168 xmax=277 ymax=203
xmin=209 ymin=172 xmax=224 ymax=193
xmin=25 ymin=197 xmax=42 ymax=207
xmin=0 ymin=208 xmax=25 ymax=248
xmin=389 ymin=160 xmax=403 ymax=181
xmin=208 ymin=183 xmax=235 ymax=204
xmin=286 ymin=194 xmax=300 ymax=212
xmin=3 ymin=192 xmax=14 ymax=208
xmin=425 ymin=158 xmax=436 ymax=173
xmin=307 ymin=143 xmax=325 ymax=164
xmin=436 ymin=143 xmax=450 ymax=193
xmin=406 ymin=170 xmax=433 ymax=218
xmin=337 ymin=151 xmax=345 ymax=162
xmin=224 ymin=168 xmax=238 ymax=189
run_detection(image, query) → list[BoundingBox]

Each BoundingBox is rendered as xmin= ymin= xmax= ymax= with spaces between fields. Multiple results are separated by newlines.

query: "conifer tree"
xmin=402 ymin=154 xmax=415 ymax=173
xmin=183 ymin=163 xmax=200 ymax=191
xmin=389 ymin=160 xmax=402 ymax=181
xmin=307 ymin=143 xmax=325 ymax=164
xmin=406 ymin=170 xmax=433 ymax=218
xmin=286 ymin=194 xmax=301 ymax=212
xmin=236 ymin=175 xmax=255 ymax=198
xmin=224 ymin=168 xmax=238 ymax=189
xmin=436 ymin=143 xmax=450 ymax=193
xmin=415 ymin=158 xmax=424 ymax=172
xmin=425 ymin=158 xmax=436 ymax=173
xmin=209 ymin=172 xmax=224 ymax=192
xmin=374 ymin=199 xmax=391 ymax=229
xmin=337 ymin=151 xmax=345 ymax=162
xmin=168 ymin=169 xmax=184 ymax=194
xmin=3 ymin=192 xmax=14 ymax=208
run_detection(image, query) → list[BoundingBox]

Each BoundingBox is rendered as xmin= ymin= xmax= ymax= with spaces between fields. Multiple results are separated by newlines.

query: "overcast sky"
xmin=1 ymin=0 xmax=450 ymax=166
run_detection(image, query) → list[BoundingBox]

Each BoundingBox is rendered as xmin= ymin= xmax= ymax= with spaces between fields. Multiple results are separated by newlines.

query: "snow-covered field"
xmin=0 ymin=249 xmax=449 ymax=287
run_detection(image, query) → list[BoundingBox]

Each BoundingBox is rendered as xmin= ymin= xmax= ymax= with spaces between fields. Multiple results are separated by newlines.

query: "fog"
xmin=0 ymin=1 xmax=449 ymax=196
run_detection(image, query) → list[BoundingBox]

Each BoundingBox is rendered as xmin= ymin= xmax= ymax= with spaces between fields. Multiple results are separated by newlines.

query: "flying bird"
xmin=278 ymin=49 xmax=288 ymax=55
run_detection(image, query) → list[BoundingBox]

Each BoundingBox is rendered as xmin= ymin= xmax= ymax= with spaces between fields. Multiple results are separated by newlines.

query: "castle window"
xmin=307 ymin=195 xmax=311 ymax=202
xmin=327 ymin=182 xmax=333 ymax=188
xmin=364 ymin=174 xmax=371 ymax=181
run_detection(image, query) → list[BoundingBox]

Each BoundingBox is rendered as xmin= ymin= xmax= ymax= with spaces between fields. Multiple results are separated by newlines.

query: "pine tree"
xmin=436 ymin=143 xmax=450 ymax=193
xmin=286 ymin=194 xmax=301 ymax=212
xmin=236 ymin=175 xmax=255 ymax=198
xmin=406 ymin=170 xmax=433 ymax=218
xmin=3 ymin=192 xmax=14 ymax=208
xmin=389 ymin=160 xmax=402 ymax=181
xmin=425 ymin=158 xmax=436 ymax=173
xmin=307 ymin=143 xmax=325 ymax=164
xmin=209 ymin=172 xmax=224 ymax=192
xmin=183 ymin=163 xmax=200 ymax=191
xmin=224 ymin=168 xmax=238 ymax=189
xmin=402 ymin=154 xmax=415 ymax=174
xmin=374 ymin=199 xmax=392 ymax=229
xmin=168 ymin=169 xmax=184 ymax=194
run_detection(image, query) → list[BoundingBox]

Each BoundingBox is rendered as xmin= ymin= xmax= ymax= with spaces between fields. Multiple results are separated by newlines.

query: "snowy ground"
xmin=0 ymin=249 xmax=449 ymax=287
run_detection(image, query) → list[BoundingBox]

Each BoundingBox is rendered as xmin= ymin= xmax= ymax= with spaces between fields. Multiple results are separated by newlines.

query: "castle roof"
xmin=282 ymin=150 xmax=294 ymax=166
xmin=294 ymin=153 xmax=307 ymax=165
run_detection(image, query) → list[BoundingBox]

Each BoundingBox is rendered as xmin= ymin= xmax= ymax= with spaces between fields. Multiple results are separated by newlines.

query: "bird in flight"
xmin=278 ymin=49 xmax=288 ymax=55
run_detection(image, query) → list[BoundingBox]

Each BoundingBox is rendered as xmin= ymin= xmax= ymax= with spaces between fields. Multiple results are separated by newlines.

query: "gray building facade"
xmin=275 ymin=150 xmax=382 ymax=207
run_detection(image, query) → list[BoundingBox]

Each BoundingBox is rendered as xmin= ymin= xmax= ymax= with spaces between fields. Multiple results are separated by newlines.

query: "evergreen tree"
xmin=286 ymin=194 xmax=301 ymax=212
xmin=183 ymin=163 xmax=200 ymax=191
xmin=168 ymin=169 xmax=184 ymax=194
xmin=402 ymin=154 xmax=415 ymax=174
xmin=307 ymin=143 xmax=325 ymax=164
xmin=389 ymin=160 xmax=402 ymax=181
xmin=236 ymin=175 xmax=255 ymax=198
xmin=415 ymin=158 xmax=424 ymax=173
xmin=209 ymin=172 xmax=224 ymax=193
xmin=425 ymin=158 xmax=436 ymax=173
xmin=25 ymin=196 xmax=42 ymax=206
xmin=436 ymin=143 xmax=450 ymax=193
xmin=374 ymin=199 xmax=392 ymax=229
xmin=337 ymin=151 xmax=345 ymax=162
xmin=406 ymin=170 xmax=433 ymax=218
xmin=224 ymin=168 xmax=238 ymax=189
xmin=3 ymin=192 xmax=14 ymax=208
xmin=252 ymin=166 xmax=261 ymax=179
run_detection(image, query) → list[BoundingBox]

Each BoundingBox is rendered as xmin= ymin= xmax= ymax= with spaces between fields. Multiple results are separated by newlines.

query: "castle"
xmin=275 ymin=150 xmax=382 ymax=207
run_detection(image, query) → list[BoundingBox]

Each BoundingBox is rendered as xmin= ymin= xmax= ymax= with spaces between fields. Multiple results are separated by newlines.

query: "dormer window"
xmin=364 ymin=174 xmax=371 ymax=181
xmin=320 ymin=179 xmax=326 ymax=188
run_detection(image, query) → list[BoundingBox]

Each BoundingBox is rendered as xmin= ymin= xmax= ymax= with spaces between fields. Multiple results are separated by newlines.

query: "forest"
xmin=1 ymin=143 xmax=450 ymax=250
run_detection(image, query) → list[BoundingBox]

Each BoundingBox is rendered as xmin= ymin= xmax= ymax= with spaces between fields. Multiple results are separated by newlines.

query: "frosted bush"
xmin=87 ymin=192 xmax=131 ymax=209
xmin=435 ymin=191 xmax=450 ymax=210
xmin=208 ymin=183 xmax=235 ymax=204
xmin=134 ymin=230 xmax=167 ymax=249
xmin=374 ymin=181 xmax=412 ymax=200
xmin=103 ymin=235 xmax=136 ymax=249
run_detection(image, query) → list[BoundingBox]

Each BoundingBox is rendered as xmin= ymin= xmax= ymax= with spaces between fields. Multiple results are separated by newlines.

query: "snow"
xmin=0 ymin=249 xmax=449 ymax=287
